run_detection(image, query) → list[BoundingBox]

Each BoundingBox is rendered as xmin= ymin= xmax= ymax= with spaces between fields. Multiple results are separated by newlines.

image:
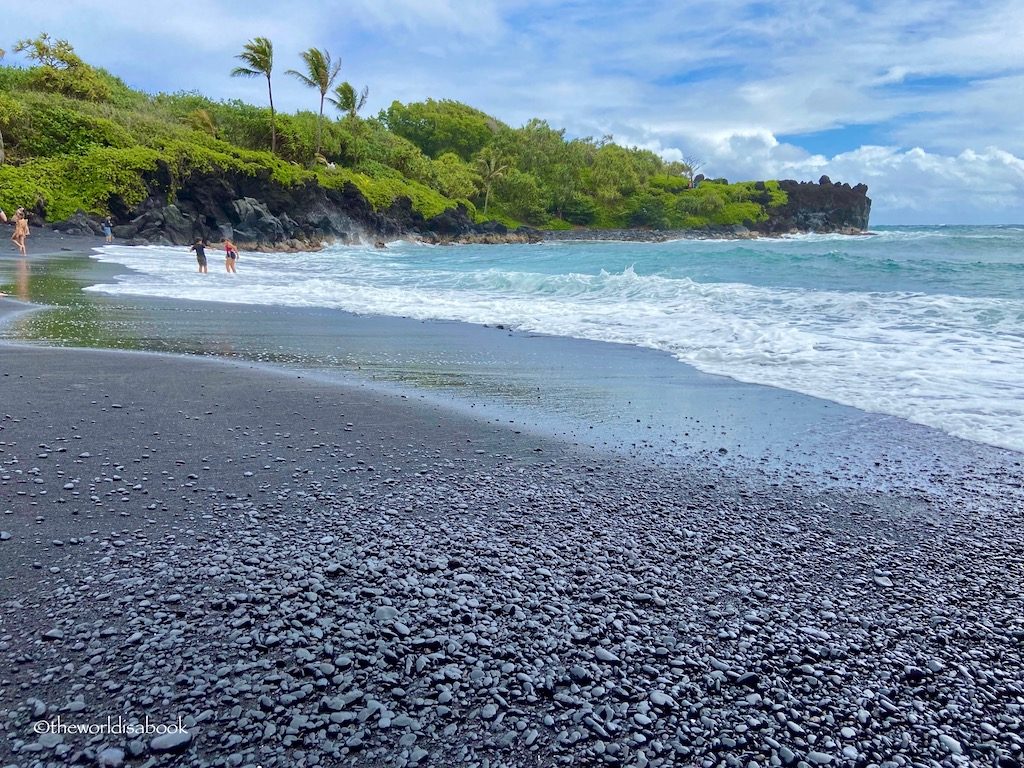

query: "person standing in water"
xmin=224 ymin=238 xmax=239 ymax=273
xmin=102 ymin=216 xmax=114 ymax=243
xmin=190 ymin=238 xmax=208 ymax=273
xmin=11 ymin=209 xmax=28 ymax=256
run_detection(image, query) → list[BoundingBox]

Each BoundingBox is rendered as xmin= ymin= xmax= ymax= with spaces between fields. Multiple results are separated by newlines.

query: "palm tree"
xmin=286 ymin=48 xmax=341 ymax=159
xmin=329 ymin=81 xmax=368 ymax=119
xmin=231 ymin=37 xmax=276 ymax=153
xmin=476 ymin=147 xmax=508 ymax=214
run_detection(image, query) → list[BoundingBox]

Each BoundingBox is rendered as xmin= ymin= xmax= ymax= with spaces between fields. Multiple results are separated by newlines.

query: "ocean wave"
xmin=86 ymin=240 xmax=1024 ymax=452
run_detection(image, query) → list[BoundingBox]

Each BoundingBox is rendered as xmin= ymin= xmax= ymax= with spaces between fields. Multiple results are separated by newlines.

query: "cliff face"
xmin=94 ymin=163 xmax=486 ymax=248
xmin=52 ymin=170 xmax=870 ymax=247
xmin=755 ymin=177 xmax=872 ymax=235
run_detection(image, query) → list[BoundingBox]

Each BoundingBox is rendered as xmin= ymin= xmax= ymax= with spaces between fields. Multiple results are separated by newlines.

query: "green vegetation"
xmin=230 ymin=37 xmax=277 ymax=153
xmin=0 ymin=34 xmax=787 ymax=230
xmin=286 ymin=47 xmax=341 ymax=159
xmin=330 ymin=81 xmax=369 ymax=120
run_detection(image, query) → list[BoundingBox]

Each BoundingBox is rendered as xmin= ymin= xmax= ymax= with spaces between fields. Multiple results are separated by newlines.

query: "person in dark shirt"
xmin=190 ymin=238 xmax=208 ymax=273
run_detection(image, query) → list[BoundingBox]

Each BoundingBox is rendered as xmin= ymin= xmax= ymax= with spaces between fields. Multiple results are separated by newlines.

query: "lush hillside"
xmin=0 ymin=35 xmax=818 ymax=237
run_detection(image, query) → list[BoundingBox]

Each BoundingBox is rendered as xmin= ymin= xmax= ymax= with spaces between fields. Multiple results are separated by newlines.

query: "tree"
xmin=286 ymin=48 xmax=341 ymax=159
xmin=186 ymin=108 xmax=217 ymax=137
xmin=13 ymin=33 xmax=76 ymax=68
xmin=382 ymin=99 xmax=500 ymax=160
xmin=628 ymin=192 xmax=670 ymax=229
xmin=680 ymin=155 xmax=705 ymax=186
xmin=13 ymin=33 xmax=111 ymax=100
xmin=329 ymin=81 xmax=368 ymax=119
xmin=588 ymin=144 xmax=640 ymax=204
xmin=431 ymin=153 xmax=478 ymax=200
xmin=231 ymin=37 xmax=277 ymax=153
xmin=475 ymin=147 xmax=508 ymax=214
xmin=494 ymin=168 xmax=547 ymax=223
xmin=493 ymin=120 xmax=588 ymax=218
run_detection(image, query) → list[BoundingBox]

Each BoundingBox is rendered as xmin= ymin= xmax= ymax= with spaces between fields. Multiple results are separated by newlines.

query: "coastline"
xmin=2 ymin=237 xmax=1023 ymax=767
xmin=6 ymin=236 xmax=1022 ymax=493
xmin=15 ymin=218 xmax=873 ymax=255
xmin=3 ymin=233 xmax=1022 ymax=488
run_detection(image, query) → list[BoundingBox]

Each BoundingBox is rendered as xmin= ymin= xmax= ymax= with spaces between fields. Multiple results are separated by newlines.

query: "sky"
xmin=5 ymin=0 xmax=1024 ymax=224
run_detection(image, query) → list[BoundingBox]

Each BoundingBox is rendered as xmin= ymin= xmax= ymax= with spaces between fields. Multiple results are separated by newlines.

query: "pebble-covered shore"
xmin=1 ymin=343 xmax=1022 ymax=768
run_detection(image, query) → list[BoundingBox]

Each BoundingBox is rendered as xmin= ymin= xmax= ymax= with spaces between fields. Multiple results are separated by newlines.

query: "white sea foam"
xmin=87 ymin=242 xmax=1024 ymax=453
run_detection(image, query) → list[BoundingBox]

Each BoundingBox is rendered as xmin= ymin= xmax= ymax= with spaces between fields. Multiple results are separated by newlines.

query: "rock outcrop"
xmin=100 ymin=163 xmax=496 ymax=249
xmin=752 ymin=178 xmax=871 ymax=235
xmin=54 ymin=170 xmax=870 ymax=248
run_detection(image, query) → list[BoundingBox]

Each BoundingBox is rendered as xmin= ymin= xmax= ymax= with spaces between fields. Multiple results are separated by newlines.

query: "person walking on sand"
xmin=102 ymin=216 xmax=113 ymax=243
xmin=190 ymin=238 xmax=208 ymax=273
xmin=224 ymin=238 xmax=239 ymax=273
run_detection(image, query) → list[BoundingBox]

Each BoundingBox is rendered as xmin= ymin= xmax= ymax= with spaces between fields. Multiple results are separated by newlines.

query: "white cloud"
xmin=6 ymin=0 xmax=1024 ymax=222
xmin=643 ymin=133 xmax=1024 ymax=224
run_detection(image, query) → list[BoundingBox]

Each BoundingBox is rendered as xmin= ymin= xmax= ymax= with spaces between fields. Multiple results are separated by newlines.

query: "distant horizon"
xmin=6 ymin=0 xmax=1024 ymax=225
xmin=870 ymin=221 xmax=1024 ymax=227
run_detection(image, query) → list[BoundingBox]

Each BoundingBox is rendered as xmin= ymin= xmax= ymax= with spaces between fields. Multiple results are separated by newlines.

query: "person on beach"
xmin=102 ymin=216 xmax=113 ymax=243
xmin=11 ymin=209 xmax=28 ymax=256
xmin=224 ymin=239 xmax=239 ymax=273
xmin=190 ymin=238 xmax=208 ymax=273
xmin=0 ymin=208 xmax=7 ymax=223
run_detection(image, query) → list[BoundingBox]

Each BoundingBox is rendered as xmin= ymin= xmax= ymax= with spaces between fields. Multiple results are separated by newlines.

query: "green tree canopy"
xmin=588 ymin=144 xmax=641 ymax=204
xmin=382 ymin=99 xmax=502 ymax=161
xmin=494 ymin=168 xmax=547 ymax=224
xmin=431 ymin=152 xmax=477 ymax=200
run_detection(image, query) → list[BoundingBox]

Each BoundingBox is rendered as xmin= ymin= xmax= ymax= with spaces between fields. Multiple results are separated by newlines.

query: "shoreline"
xmin=3 ymin=235 xmax=1022 ymax=485
xmin=32 ymin=221 xmax=873 ymax=253
xmin=2 ymin=239 xmax=1023 ymax=767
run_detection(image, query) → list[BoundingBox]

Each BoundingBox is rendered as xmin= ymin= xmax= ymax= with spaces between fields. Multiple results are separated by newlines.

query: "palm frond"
xmin=285 ymin=68 xmax=317 ymax=88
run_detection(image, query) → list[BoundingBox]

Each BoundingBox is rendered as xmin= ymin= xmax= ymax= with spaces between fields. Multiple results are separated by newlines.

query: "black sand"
xmin=1 ymin=240 xmax=1023 ymax=768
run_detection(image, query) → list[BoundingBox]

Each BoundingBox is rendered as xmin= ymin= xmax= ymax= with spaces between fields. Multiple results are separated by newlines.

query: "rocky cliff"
xmin=52 ymin=169 xmax=870 ymax=247
xmin=754 ymin=177 xmax=872 ymax=235
xmin=53 ymin=160 xmax=503 ymax=249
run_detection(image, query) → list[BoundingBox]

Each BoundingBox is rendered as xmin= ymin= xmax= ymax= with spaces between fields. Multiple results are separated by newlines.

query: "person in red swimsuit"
xmin=224 ymin=239 xmax=239 ymax=274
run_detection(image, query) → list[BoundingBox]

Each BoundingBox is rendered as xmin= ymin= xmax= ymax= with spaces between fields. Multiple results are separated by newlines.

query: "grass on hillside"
xmin=0 ymin=44 xmax=787 ymax=230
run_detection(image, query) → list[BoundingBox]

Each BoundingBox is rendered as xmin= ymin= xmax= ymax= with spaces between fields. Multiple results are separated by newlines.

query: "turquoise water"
xmin=86 ymin=225 xmax=1024 ymax=452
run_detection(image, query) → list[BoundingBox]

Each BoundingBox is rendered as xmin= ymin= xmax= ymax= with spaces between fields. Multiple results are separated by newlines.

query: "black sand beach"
xmin=1 ymin=238 xmax=1023 ymax=768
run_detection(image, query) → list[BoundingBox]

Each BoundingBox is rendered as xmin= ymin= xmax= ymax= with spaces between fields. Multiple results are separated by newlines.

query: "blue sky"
xmin=6 ymin=0 xmax=1024 ymax=224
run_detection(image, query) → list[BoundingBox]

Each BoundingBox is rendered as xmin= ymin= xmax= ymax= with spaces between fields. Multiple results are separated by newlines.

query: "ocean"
xmin=83 ymin=225 xmax=1024 ymax=454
